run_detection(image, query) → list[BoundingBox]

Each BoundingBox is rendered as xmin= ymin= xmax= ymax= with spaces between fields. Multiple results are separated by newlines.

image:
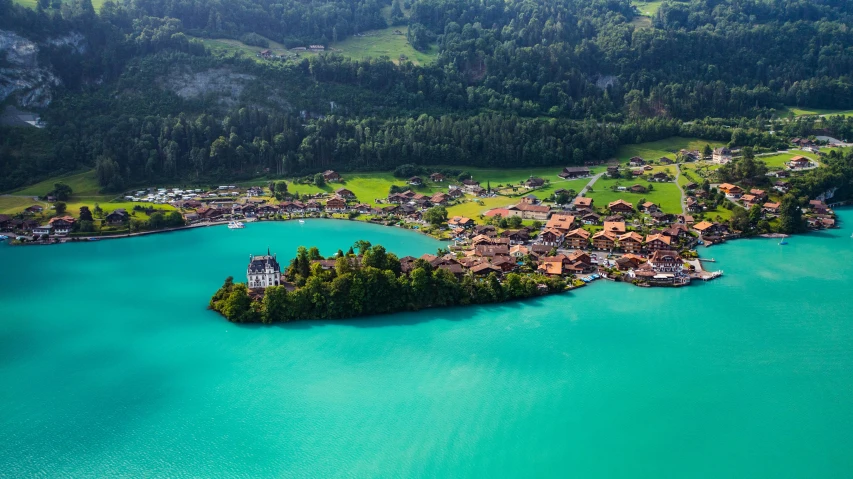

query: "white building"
xmin=712 ymin=147 xmax=733 ymax=164
xmin=247 ymin=250 xmax=281 ymax=289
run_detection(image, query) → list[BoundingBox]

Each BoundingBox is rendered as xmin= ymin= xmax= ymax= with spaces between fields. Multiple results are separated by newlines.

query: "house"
xmin=520 ymin=194 xmax=538 ymax=205
xmin=408 ymin=176 xmax=423 ymax=186
xmin=322 ymin=170 xmax=341 ymax=182
xmin=447 ymin=187 xmax=464 ymax=199
xmin=490 ymin=256 xmax=517 ymax=273
xmin=33 ymin=225 xmax=53 ymax=237
xmin=615 ymin=255 xmax=644 ymax=271
xmin=749 ymin=189 xmax=767 ymax=201
xmin=763 ymin=202 xmax=781 ymax=214
xmin=325 ymin=197 xmax=347 ymax=212
xmin=618 ymin=232 xmax=643 ymax=253
xmin=603 ymin=221 xmax=626 ymax=234
xmin=693 ymin=220 xmax=721 ymax=236
xmin=525 ymin=177 xmax=546 ymax=188
xmin=24 ymin=205 xmax=44 ymax=215
xmin=649 ymin=250 xmax=684 ymax=273
xmin=558 ymin=167 xmax=591 ymax=179
xmin=545 ymin=214 xmax=577 ymax=233
xmin=506 ymin=203 xmax=551 ymax=220
xmin=631 ymin=169 xmax=644 ymax=177
xmin=502 ymin=229 xmax=530 ymax=244
xmin=712 ymin=147 xmax=733 ymax=164
xmin=471 ymin=262 xmax=503 ymax=276
xmin=574 ymin=197 xmax=593 ymax=210
xmin=48 ymin=216 xmax=75 ymax=235
xmin=565 ymin=228 xmax=590 ymax=249
xmin=448 ymin=216 xmax=474 ymax=229
xmin=567 ymin=250 xmax=593 ymax=271
xmin=608 ymin=199 xmax=634 ymax=214
xmin=788 ymin=156 xmax=811 ymax=169
xmin=258 ymin=49 xmax=271 ymax=58
xmin=652 ymin=172 xmax=669 ymax=182
xmin=0 ymin=214 xmax=10 ymax=231
xmin=257 ymin=205 xmax=278 ymax=216
xmin=461 ymin=179 xmax=481 ymax=192
xmin=640 ymin=201 xmax=658 ymax=213
xmin=718 ymin=183 xmax=743 ymax=197
xmin=335 ymin=188 xmax=355 ymax=199
xmin=247 ymin=251 xmax=281 ymax=289
xmin=430 ymin=173 xmax=445 ymax=182
xmin=474 ymin=245 xmax=510 ymax=258
xmin=470 ymin=186 xmax=488 ymax=197
xmin=662 ymin=224 xmax=689 ymax=240
xmin=628 ymin=156 xmax=645 ymax=167
xmin=430 ymin=192 xmax=449 ymax=205
xmin=774 ymin=180 xmax=790 ymax=193
xmin=809 ymin=199 xmax=829 ymax=214
xmin=630 ymin=184 xmax=647 ymax=194
xmin=607 ymin=166 xmax=620 ymax=177
xmin=105 ymin=209 xmax=129 ymax=225
xmin=645 ymin=233 xmax=672 ymax=251
xmin=537 ymin=260 xmax=564 ymax=277
xmin=592 ymin=230 xmax=618 ymax=250
xmin=581 ymin=212 xmax=600 ymax=225
xmin=354 ymin=203 xmax=372 ymax=214
xmin=659 ymin=157 xmax=674 ymax=165
xmin=540 ymin=228 xmax=564 ymax=247
xmin=197 ymin=207 xmax=223 ymax=220
xmin=510 ymin=245 xmax=530 ymax=259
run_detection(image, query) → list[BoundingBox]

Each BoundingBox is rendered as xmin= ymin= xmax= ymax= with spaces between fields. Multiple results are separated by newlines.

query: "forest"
xmin=3 ymin=0 xmax=853 ymax=195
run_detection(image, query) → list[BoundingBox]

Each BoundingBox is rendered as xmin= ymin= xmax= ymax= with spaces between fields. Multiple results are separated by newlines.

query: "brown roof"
xmin=645 ymin=233 xmax=671 ymax=245
xmin=566 ymin=228 xmax=590 ymax=239
xmin=603 ymin=221 xmax=626 ymax=233
xmin=574 ymin=197 xmax=593 ymax=207
xmin=546 ymin=214 xmax=576 ymax=231
xmin=618 ymin=232 xmax=643 ymax=243
xmin=608 ymin=199 xmax=633 ymax=209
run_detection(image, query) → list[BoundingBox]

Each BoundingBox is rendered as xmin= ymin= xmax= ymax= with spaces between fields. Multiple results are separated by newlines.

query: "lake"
xmin=1 ymin=216 xmax=852 ymax=477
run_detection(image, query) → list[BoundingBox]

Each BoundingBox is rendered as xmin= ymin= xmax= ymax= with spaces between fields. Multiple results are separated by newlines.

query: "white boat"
xmin=0 ymin=235 xmax=8 ymax=240
xmin=228 ymin=221 xmax=244 ymax=229
xmin=298 ymin=219 xmax=305 ymax=224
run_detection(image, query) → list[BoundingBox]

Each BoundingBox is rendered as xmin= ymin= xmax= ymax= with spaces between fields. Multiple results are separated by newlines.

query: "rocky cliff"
xmin=0 ymin=30 xmax=84 ymax=108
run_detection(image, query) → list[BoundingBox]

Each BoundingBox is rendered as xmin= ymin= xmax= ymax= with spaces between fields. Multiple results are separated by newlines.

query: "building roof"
xmin=608 ymin=199 xmax=633 ymax=209
xmin=546 ymin=214 xmax=576 ymax=231
xmin=566 ymin=228 xmax=590 ymax=239
xmin=693 ymin=220 xmax=715 ymax=231
xmin=574 ymin=197 xmax=593 ymax=207
xmin=645 ymin=233 xmax=671 ymax=245
xmin=248 ymin=251 xmax=281 ymax=273
xmin=618 ymin=231 xmax=643 ymax=243
xmin=603 ymin=221 xmax=626 ymax=233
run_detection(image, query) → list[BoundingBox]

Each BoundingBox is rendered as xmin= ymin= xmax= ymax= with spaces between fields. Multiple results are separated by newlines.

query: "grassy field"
xmin=757 ymin=151 xmax=818 ymax=169
xmin=332 ymin=27 xmax=437 ymax=65
xmin=615 ymin=137 xmax=725 ymax=164
xmin=633 ymin=0 xmax=664 ymax=16
xmin=585 ymin=177 xmax=682 ymax=214
xmin=13 ymin=0 xmax=107 ymax=11
xmin=0 ymin=196 xmax=45 ymax=215
xmin=12 ymin=169 xmax=102 ymax=196
xmin=777 ymin=106 xmax=853 ymax=117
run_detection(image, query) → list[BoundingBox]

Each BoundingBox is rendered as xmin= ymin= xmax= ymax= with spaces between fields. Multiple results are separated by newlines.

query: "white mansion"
xmin=247 ymin=250 xmax=281 ymax=289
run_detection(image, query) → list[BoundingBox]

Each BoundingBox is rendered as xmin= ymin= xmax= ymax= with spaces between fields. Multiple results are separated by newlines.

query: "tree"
xmin=147 ymin=212 xmax=165 ymax=229
xmin=555 ymin=192 xmax=571 ymax=205
xmin=51 ymin=183 xmax=72 ymax=201
xmin=222 ymin=283 xmax=254 ymax=322
xmin=703 ymin=145 xmax=713 ymax=158
xmin=507 ymin=215 xmax=523 ymax=228
xmin=274 ymin=181 xmax=288 ymax=199
xmin=54 ymin=202 xmax=67 ymax=215
xmin=353 ymin=240 xmax=372 ymax=254
xmin=93 ymin=203 xmax=103 ymax=217
xmin=165 ymin=211 xmax=185 ymax=227
xmin=262 ymin=285 xmax=288 ymax=323
xmin=778 ymin=194 xmax=804 ymax=234
xmin=424 ymin=205 xmax=448 ymax=226
xmin=79 ymin=206 xmax=93 ymax=221
xmin=314 ymin=173 xmax=325 ymax=187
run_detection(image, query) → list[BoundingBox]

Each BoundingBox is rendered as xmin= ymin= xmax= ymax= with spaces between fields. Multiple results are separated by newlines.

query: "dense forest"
xmin=3 ymin=0 xmax=853 ymax=192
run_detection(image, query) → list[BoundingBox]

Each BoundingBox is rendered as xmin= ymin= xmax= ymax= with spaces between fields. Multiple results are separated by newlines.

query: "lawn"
xmin=0 ymin=196 xmax=46 ymax=215
xmin=192 ymin=36 xmax=293 ymax=62
xmin=332 ymin=26 xmax=437 ymax=66
xmin=633 ymin=0 xmax=664 ymax=16
xmin=12 ymin=169 xmax=102 ymax=196
xmin=585 ymin=177 xmax=683 ymax=214
xmin=757 ymin=151 xmax=818 ymax=169
xmin=446 ymin=196 xmax=520 ymax=219
xmin=778 ymin=106 xmax=853 ymax=117
xmin=615 ymin=137 xmax=725 ymax=164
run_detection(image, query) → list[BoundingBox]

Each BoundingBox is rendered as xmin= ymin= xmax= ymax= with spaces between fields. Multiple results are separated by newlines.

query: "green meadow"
xmin=757 ymin=151 xmax=818 ymax=169
xmin=615 ymin=137 xmax=724 ymax=164
xmin=332 ymin=27 xmax=437 ymax=65
xmin=585 ymin=177 xmax=683 ymax=214
xmin=13 ymin=0 xmax=107 ymax=12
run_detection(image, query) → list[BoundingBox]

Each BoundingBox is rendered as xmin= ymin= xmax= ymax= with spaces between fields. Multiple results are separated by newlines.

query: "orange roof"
xmin=608 ymin=199 xmax=634 ymax=209
xmin=645 ymin=233 xmax=671 ymax=245
xmin=622 ymin=253 xmax=647 ymax=263
xmin=546 ymin=214 xmax=576 ymax=231
xmin=693 ymin=220 xmax=714 ymax=231
xmin=603 ymin=221 xmax=626 ymax=233
xmin=592 ymin=230 xmax=618 ymax=241
xmin=538 ymin=262 xmax=562 ymax=275
xmin=618 ymin=232 xmax=643 ymax=243
xmin=764 ymin=202 xmax=781 ymax=209
xmin=484 ymin=208 xmax=511 ymax=218
xmin=574 ymin=197 xmax=593 ymax=207
xmin=566 ymin=228 xmax=590 ymax=239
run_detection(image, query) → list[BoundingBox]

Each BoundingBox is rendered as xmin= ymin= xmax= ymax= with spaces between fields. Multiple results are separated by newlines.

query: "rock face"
xmin=158 ymin=66 xmax=256 ymax=107
xmin=0 ymin=29 xmax=81 ymax=108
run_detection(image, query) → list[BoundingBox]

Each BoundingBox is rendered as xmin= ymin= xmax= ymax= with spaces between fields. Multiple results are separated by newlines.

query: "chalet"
xmin=640 ymin=201 xmax=658 ymax=213
xmin=461 ymin=179 xmax=481 ymax=192
xmin=749 ymin=189 xmax=767 ymax=201
xmin=645 ymin=233 xmax=672 ymax=251
xmin=408 ymin=176 xmax=423 ymax=186
xmin=546 ymin=214 xmax=577 ymax=233
xmin=430 ymin=173 xmax=445 ymax=182
xmin=241 ymin=205 xmax=258 ymax=217
xmin=387 ymin=193 xmax=408 ymax=204
xmin=558 ymin=167 xmax=591 ymax=179
xmin=628 ymin=156 xmax=645 ymax=167
xmin=607 ymin=166 xmax=620 ymax=177
xmin=615 ymin=255 xmax=644 ymax=271
xmin=520 ymin=194 xmax=538 ymax=205
xmin=529 ymin=244 xmax=551 ymax=257
xmin=649 ymin=211 xmax=672 ymax=224
xmin=0 ymin=214 xmax=10 ymax=231
xmin=741 ymin=194 xmax=758 ymax=207
xmin=525 ymin=177 xmax=546 ymax=188
xmin=567 ymin=250 xmax=593 ymax=271
xmin=24 ymin=205 xmax=44 ymax=215
xmin=574 ymin=197 xmax=593 ymax=210
xmin=430 ymin=192 xmax=449 ymax=205
xmin=685 ymin=197 xmax=702 ymax=213
xmin=354 ymin=203 xmax=372 ymax=214
xmin=763 ymin=202 xmax=781 ymax=214
xmin=470 ymin=186 xmax=488 ymax=197
xmin=490 ymin=256 xmax=518 ymax=273
xmin=48 ymin=216 xmax=75 ymax=235
xmin=788 ymin=156 xmax=811 ymax=169
xmin=774 ymin=180 xmax=790 ymax=193
xmin=773 ymin=170 xmax=791 ymax=178
xmin=712 ymin=147 xmax=733 ymax=164
xmin=471 ymin=234 xmax=494 ymax=246
xmin=335 ymin=188 xmax=355 ymax=199
xmin=258 ymin=49 xmax=272 ymax=58
xmin=603 ymin=221 xmax=626 ymax=234
xmin=373 ymin=205 xmax=397 ymax=216
xmin=643 ymin=165 xmax=654 ymax=171
xmin=652 ymin=172 xmax=669 ymax=182
xmin=693 ymin=220 xmax=722 ymax=236
xmin=447 ymin=186 xmax=464 ymax=199
xmin=581 ymin=212 xmax=600 ymax=225
xmin=605 ymin=214 xmax=625 ymax=223
xmin=305 ymin=200 xmax=322 ymax=212
xmin=649 ymin=250 xmax=684 ymax=273
xmin=809 ymin=200 xmax=829 ymax=214
xmin=592 ymin=230 xmax=618 ymax=250
xmin=325 ymin=197 xmax=347 ymax=212
xmin=473 ymin=224 xmax=497 ymax=237
xmin=509 ymin=245 xmax=529 ymax=259
xmin=608 ymin=199 xmax=634 ymax=214
xmin=680 ymin=150 xmax=701 ymax=162
xmin=540 ymin=228 xmax=564 ymax=247
xmin=685 ymin=182 xmax=698 ymax=190
xmin=474 ymin=245 xmax=510 ymax=258
xmin=197 ymin=207 xmax=223 ymax=220
xmin=448 ymin=216 xmax=474 ymax=229
xmin=182 ymin=200 xmax=202 ymax=209
xmin=659 ymin=157 xmax=674 ymax=165
xmin=631 ymin=169 xmax=644 ymax=176
xmin=565 ymin=228 xmax=590 ymax=249
xmin=105 ymin=209 xmax=129 ymax=225
xmin=662 ymin=224 xmax=689 ymax=241
xmin=502 ymin=229 xmax=530 ymax=245
xmin=507 ymin=203 xmax=551 ymax=220
xmin=322 ymin=170 xmax=341 ymax=182
xmin=718 ymin=183 xmax=743 ymax=197
xmin=618 ymin=232 xmax=643 ymax=253
xmin=677 ymin=214 xmax=695 ymax=225
xmin=630 ymin=184 xmax=647 ymax=194
xmin=537 ymin=261 xmax=564 ymax=277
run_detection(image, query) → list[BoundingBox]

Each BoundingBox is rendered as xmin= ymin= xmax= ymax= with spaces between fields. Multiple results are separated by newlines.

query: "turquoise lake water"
xmin=2 ymin=215 xmax=853 ymax=478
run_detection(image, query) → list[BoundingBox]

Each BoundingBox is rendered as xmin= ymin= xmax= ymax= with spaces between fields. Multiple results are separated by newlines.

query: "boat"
xmin=0 ymin=235 xmax=8 ymax=240
xmin=298 ymin=219 xmax=305 ymax=224
xmin=779 ymin=240 xmax=788 ymax=245
xmin=88 ymin=237 xmax=99 ymax=241
xmin=227 ymin=221 xmax=244 ymax=229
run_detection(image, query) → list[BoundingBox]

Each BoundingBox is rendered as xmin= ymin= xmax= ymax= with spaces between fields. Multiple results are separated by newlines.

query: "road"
xmin=573 ymin=172 xmax=604 ymax=203
xmin=674 ymin=164 xmax=686 ymax=215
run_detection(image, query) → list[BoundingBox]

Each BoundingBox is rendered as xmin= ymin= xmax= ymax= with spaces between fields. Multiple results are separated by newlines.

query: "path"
xmin=573 ymin=172 xmax=604 ymax=203
xmin=674 ymin=164 xmax=686 ymax=215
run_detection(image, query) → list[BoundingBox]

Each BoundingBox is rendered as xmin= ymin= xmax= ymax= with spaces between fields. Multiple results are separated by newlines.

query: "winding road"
xmin=573 ymin=172 xmax=604 ymax=203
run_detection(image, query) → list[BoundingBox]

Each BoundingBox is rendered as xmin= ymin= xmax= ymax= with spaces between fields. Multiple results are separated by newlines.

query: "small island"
xmin=209 ymin=243 xmax=570 ymax=323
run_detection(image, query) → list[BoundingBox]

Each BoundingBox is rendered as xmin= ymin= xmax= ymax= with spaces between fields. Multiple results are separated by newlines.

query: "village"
xmin=1 ymin=137 xmax=843 ymax=289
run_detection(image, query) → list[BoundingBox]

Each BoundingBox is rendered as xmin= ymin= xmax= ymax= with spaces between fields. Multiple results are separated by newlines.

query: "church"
xmin=247 ymin=249 xmax=281 ymax=289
